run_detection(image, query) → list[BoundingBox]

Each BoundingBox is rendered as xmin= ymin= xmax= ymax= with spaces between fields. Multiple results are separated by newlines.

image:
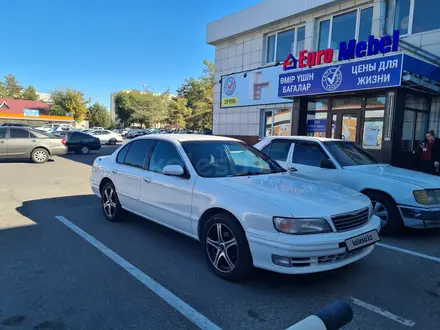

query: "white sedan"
xmin=90 ymin=135 xmax=380 ymax=280
xmin=255 ymin=136 xmax=440 ymax=235
xmin=89 ymin=130 xmax=123 ymax=145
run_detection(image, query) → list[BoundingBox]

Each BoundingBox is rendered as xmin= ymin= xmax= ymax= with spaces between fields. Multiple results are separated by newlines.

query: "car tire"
xmin=101 ymin=182 xmax=124 ymax=222
xmin=109 ymin=138 xmax=117 ymax=145
xmin=79 ymin=145 xmax=90 ymax=155
xmin=365 ymin=191 xmax=403 ymax=236
xmin=201 ymin=213 xmax=253 ymax=281
xmin=31 ymin=148 xmax=49 ymax=164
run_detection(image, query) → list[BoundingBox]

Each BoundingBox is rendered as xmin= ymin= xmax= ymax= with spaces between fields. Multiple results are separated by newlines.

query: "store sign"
xmin=221 ymin=66 xmax=287 ymax=108
xmin=278 ymin=54 xmax=403 ymax=98
xmin=23 ymin=109 xmax=39 ymax=117
xmin=283 ymin=30 xmax=400 ymax=71
xmin=307 ymin=119 xmax=327 ymax=133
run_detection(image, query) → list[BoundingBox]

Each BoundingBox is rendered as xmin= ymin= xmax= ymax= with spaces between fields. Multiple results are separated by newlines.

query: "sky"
xmin=1 ymin=0 xmax=260 ymax=108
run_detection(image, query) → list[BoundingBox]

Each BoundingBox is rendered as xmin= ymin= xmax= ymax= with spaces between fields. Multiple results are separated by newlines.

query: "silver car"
xmin=0 ymin=126 xmax=67 ymax=163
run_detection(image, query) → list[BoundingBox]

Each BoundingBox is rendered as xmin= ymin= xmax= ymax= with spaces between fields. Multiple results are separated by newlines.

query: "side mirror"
xmin=163 ymin=165 xmax=184 ymax=176
xmin=320 ymin=159 xmax=336 ymax=169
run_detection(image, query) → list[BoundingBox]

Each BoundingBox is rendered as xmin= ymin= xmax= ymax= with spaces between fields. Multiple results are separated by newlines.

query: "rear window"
xmin=10 ymin=129 xmax=30 ymax=139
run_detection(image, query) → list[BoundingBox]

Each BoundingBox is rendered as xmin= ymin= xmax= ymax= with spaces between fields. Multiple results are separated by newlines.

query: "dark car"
xmin=50 ymin=131 xmax=101 ymax=154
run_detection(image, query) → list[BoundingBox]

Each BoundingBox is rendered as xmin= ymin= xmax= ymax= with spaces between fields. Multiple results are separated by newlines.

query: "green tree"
xmin=114 ymin=91 xmax=136 ymax=127
xmin=88 ymin=102 xmax=111 ymax=128
xmin=176 ymin=60 xmax=214 ymax=131
xmin=131 ymin=91 xmax=168 ymax=127
xmin=167 ymin=97 xmax=191 ymax=128
xmin=49 ymin=104 xmax=67 ymax=116
xmin=2 ymin=74 xmax=23 ymax=99
xmin=50 ymin=89 xmax=89 ymax=122
xmin=22 ymin=85 xmax=39 ymax=101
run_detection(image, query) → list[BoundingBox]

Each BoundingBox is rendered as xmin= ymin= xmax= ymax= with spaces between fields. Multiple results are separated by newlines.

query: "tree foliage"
xmin=50 ymin=89 xmax=89 ymax=122
xmin=22 ymin=85 xmax=39 ymax=101
xmin=0 ymin=74 xmax=24 ymax=99
xmin=88 ymin=102 xmax=111 ymax=128
xmin=167 ymin=97 xmax=191 ymax=128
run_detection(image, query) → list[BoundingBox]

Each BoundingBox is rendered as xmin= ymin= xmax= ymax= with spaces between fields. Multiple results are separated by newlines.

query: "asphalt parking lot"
xmin=1 ymin=142 xmax=440 ymax=330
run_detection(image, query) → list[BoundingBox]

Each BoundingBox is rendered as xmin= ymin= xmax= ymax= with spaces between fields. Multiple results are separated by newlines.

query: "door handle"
xmin=143 ymin=177 xmax=151 ymax=183
xmin=31 ymin=140 xmax=37 ymax=142
xmin=111 ymin=170 xmax=118 ymax=174
xmin=0 ymin=141 xmax=4 ymax=144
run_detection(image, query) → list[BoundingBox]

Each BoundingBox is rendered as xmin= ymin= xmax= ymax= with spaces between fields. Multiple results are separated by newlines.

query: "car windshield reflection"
xmin=182 ymin=141 xmax=286 ymax=178
xmin=324 ymin=141 xmax=382 ymax=167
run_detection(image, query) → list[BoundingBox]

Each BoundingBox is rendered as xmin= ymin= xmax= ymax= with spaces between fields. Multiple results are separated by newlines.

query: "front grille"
xmin=331 ymin=207 xmax=369 ymax=232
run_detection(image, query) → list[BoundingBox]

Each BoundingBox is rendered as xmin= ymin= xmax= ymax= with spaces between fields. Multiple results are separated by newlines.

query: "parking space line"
xmin=55 ymin=215 xmax=221 ymax=330
xmin=350 ymin=297 xmax=415 ymax=327
xmin=377 ymin=242 xmax=440 ymax=263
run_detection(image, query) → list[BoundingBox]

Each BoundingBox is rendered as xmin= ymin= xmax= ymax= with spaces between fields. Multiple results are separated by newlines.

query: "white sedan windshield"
xmin=325 ymin=141 xmax=381 ymax=167
xmin=182 ymin=141 xmax=285 ymax=178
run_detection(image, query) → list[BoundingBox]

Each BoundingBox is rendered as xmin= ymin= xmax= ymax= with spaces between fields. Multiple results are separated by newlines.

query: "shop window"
xmin=405 ymin=93 xmax=429 ymax=111
xmin=318 ymin=7 xmax=373 ymax=50
xmin=401 ymin=94 xmax=429 ymax=151
xmin=332 ymin=97 xmax=363 ymax=110
xmin=276 ymin=29 xmax=295 ymax=62
xmin=402 ymin=110 xmax=415 ymax=150
xmin=363 ymin=111 xmax=384 ymax=150
xmin=260 ymin=109 xmax=292 ymax=138
xmin=266 ymin=35 xmax=276 ymax=63
xmin=395 ymin=0 xmax=440 ymax=35
xmin=318 ymin=20 xmax=330 ymax=50
xmin=265 ymin=26 xmax=306 ymax=64
xmin=358 ymin=7 xmax=374 ymax=42
xmin=307 ymin=112 xmax=328 ymax=137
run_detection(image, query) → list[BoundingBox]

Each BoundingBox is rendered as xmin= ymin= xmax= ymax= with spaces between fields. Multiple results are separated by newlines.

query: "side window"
xmin=292 ymin=142 xmax=329 ymax=167
xmin=149 ymin=141 xmax=185 ymax=173
xmin=265 ymin=140 xmax=292 ymax=161
xmin=101 ymin=131 xmax=110 ymax=135
xmin=0 ymin=128 xmax=6 ymax=138
xmin=116 ymin=144 xmax=130 ymax=164
xmin=123 ymin=140 xmax=155 ymax=168
xmin=10 ymin=129 xmax=30 ymax=139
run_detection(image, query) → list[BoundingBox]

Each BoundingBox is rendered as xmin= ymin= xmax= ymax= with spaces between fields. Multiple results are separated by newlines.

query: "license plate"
xmin=345 ymin=230 xmax=380 ymax=251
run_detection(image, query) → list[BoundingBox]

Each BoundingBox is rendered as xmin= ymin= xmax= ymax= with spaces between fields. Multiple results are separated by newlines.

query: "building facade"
xmin=0 ymin=99 xmax=74 ymax=126
xmin=207 ymin=0 xmax=440 ymax=167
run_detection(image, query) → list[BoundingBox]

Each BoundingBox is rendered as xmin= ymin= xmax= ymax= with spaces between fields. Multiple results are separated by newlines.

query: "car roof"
xmin=262 ymin=136 xmax=342 ymax=143
xmin=137 ymin=134 xmax=240 ymax=143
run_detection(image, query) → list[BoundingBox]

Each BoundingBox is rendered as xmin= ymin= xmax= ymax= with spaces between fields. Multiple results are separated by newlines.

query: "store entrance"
xmin=331 ymin=111 xmax=361 ymax=143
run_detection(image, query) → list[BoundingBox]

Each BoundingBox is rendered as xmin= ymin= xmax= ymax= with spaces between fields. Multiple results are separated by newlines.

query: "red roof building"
xmin=0 ymin=98 xmax=51 ymax=114
xmin=0 ymin=98 xmax=74 ymax=124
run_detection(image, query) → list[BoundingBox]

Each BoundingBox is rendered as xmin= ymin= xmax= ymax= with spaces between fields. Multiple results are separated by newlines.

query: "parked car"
xmin=0 ymin=126 xmax=67 ymax=163
xmin=90 ymin=135 xmax=380 ymax=281
xmin=126 ymin=129 xmax=142 ymax=138
xmin=49 ymin=131 xmax=101 ymax=154
xmin=91 ymin=127 xmax=104 ymax=131
xmin=255 ymin=136 xmax=440 ymax=235
xmin=89 ymin=130 xmax=123 ymax=145
xmin=0 ymin=123 xmax=32 ymax=128
xmin=36 ymin=124 xmax=75 ymax=132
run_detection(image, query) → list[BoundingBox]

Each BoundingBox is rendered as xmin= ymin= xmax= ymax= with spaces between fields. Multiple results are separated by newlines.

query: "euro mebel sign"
xmin=283 ymin=30 xmax=400 ymax=71
xmin=278 ymin=54 xmax=403 ymax=98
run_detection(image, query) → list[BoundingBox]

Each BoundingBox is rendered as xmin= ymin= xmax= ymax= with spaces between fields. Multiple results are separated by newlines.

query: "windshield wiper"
xmin=233 ymin=171 xmax=265 ymax=177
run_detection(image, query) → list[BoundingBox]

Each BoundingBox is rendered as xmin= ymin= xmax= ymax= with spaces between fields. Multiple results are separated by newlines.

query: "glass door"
xmin=333 ymin=112 xmax=361 ymax=143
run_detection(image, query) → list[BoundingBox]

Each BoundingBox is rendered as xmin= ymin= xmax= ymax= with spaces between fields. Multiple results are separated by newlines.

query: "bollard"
xmin=287 ymin=301 xmax=353 ymax=330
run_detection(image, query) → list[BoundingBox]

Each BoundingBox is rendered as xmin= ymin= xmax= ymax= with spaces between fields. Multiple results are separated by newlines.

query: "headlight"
xmin=413 ymin=190 xmax=440 ymax=205
xmin=273 ymin=217 xmax=332 ymax=235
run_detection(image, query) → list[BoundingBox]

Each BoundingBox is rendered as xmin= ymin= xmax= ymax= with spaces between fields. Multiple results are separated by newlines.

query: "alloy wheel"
xmin=103 ymin=186 xmax=117 ymax=218
xmin=34 ymin=150 xmax=47 ymax=162
xmin=372 ymin=200 xmax=389 ymax=227
xmin=81 ymin=146 xmax=89 ymax=154
xmin=206 ymin=223 xmax=238 ymax=273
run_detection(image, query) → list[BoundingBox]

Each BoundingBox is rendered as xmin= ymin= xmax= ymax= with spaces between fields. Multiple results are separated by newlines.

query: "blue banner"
xmin=278 ymin=54 xmax=403 ymax=98
xmin=307 ymin=119 xmax=327 ymax=133
xmin=23 ymin=109 xmax=39 ymax=117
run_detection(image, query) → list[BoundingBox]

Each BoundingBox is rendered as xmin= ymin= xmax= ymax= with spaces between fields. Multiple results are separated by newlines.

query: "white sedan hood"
xmin=218 ymin=173 xmax=370 ymax=218
xmin=344 ymin=164 xmax=440 ymax=189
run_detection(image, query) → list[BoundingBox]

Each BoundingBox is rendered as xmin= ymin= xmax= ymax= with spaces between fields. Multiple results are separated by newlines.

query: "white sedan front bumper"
xmin=246 ymin=215 xmax=381 ymax=274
